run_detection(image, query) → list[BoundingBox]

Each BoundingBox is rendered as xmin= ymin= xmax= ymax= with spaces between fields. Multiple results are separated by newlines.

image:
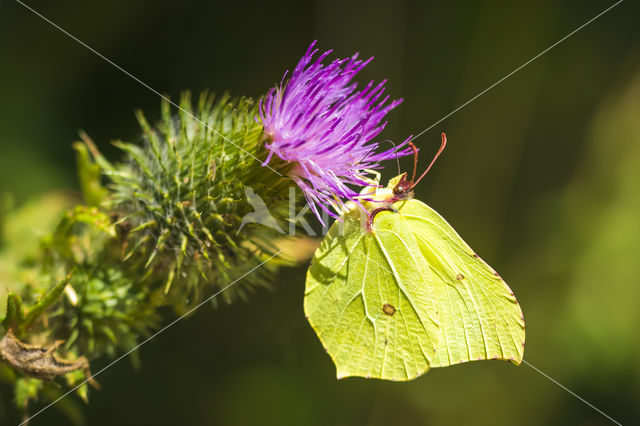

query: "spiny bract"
xmin=106 ymin=92 xmax=294 ymax=305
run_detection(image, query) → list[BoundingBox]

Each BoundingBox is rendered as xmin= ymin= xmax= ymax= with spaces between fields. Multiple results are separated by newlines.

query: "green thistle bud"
xmin=0 ymin=92 xmax=310 ymax=416
xmin=103 ymin=92 xmax=294 ymax=305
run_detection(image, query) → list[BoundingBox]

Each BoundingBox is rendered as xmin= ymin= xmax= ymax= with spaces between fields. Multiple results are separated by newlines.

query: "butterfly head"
xmin=396 ymin=133 xmax=447 ymax=198
xmin=391 ymin=173 xmax=414 ymax=200
xmin=362 ymin=134 xmax=447 ymax=228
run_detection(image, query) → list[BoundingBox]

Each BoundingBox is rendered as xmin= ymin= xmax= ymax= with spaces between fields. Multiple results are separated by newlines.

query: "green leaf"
xmin=0 ymin=192 xmax=76 ymax=319
xmin=73 ymin=141 xmax=109 ymax=207
xmin=65 ymin=369 xmax=89 ymax=403
xmin=61 ymin=206 xmax=116 ymax=238
xmin=2 ymin=293 xmax=24 ymax=331
xmin=304 ymin=208 xmax=439 ymax=380
xmin=14 ymin=377 xmax=42 ymax=409
xmin=24 ymin=271 xmax=73 ymax=320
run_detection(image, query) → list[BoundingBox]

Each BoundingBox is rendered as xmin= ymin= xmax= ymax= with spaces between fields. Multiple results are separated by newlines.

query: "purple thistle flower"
xmin=259 ymin=41 xmax=411 ymax=223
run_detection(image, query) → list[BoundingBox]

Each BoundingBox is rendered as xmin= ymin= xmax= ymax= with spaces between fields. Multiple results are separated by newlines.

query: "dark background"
xmin=1 ymin=0 xmax=639 ymax=425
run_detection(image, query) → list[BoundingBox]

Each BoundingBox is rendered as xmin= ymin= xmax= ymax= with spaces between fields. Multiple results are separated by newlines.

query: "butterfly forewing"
xmin=304 ymin=208 xmax=439 ymax=380
xmin=397 ymin=199 xmax=525 ymax=367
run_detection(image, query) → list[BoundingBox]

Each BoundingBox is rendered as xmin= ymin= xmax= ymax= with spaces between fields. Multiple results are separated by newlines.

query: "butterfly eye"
xmin=392 ymin=175 xmax=410 ymax=196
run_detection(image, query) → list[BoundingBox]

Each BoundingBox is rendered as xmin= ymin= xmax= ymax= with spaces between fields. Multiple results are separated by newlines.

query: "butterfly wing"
xmin=304 ymin=208 xmax=439 ymax=380
xmin=398 ymin=199 xmax=525 ymax=367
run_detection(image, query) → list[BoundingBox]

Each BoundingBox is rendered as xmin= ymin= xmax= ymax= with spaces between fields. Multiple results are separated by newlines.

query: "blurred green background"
xmin=1 ymin=0 xmax=639 ymax=424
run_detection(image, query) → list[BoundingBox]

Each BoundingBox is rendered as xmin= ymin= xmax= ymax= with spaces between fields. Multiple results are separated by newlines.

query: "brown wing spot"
xmin=472 ymin=253 xmax=479 ymax=259
xmin=382 ymin=303 xmax=396 ymax=316
xmin=456 ymin=273 xmax=465 ymax=280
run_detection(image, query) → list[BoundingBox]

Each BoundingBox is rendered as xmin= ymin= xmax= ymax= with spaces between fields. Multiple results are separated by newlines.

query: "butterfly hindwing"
xmin=397 ymin=199 xmax=525 ymax=367
xmin=304 ymin=208 xmax=439 ymax=380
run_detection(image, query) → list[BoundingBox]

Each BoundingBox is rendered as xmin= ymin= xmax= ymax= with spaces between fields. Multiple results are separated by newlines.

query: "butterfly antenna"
xmin=413 ymin=133 xmax=447 ymax=186
xmin=387 ymin=140 xmax=402 ymax=176
xmin=408 ymin=140 xmax=419 ymax=183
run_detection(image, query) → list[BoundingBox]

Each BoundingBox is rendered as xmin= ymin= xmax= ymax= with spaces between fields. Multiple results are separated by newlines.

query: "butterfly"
xmin=304 ymin=134 xmax=525 ymax=380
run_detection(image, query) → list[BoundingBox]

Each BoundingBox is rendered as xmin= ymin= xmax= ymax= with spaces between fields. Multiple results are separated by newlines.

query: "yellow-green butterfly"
xmin=304 ymin=134 xmax=525 ymax=380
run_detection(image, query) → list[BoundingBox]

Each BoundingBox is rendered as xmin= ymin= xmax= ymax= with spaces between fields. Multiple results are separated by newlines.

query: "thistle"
xmin=259 ymin=41 xmax=411 ymax=222
xmin=0 ymin=93 xmax=300 ymax=418
xmin=104 ymin=93 xmax=294 ymax=304
xmin=0 ymin=42 xmax=407 ymax=421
